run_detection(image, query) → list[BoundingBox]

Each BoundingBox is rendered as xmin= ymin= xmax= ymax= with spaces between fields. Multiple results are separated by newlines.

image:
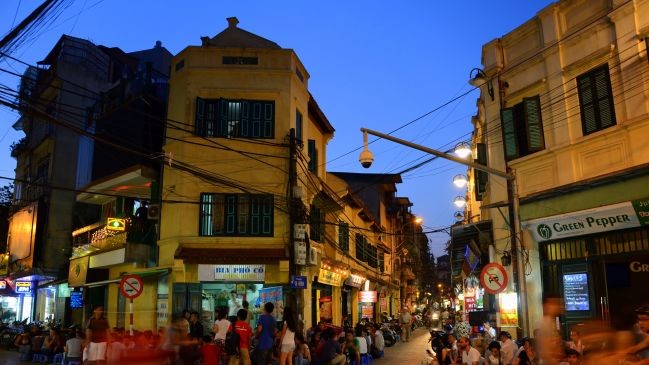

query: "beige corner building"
xmin=465 ymin=0 xmax=649 ymax=336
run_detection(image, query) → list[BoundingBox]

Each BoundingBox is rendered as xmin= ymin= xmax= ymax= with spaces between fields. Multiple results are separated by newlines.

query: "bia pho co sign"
xmin=524 ymin=201 xmax=644 ymax=242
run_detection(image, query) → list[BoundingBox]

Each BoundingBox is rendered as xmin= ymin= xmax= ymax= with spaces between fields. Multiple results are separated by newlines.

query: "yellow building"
xmin=465 ymin=0 xmax=649 ymax=336
xmin=159 ymin=17 xmax=334 ymax=328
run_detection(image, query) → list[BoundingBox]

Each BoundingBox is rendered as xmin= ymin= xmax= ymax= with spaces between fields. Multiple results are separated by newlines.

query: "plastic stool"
xmin=361 ymin=354 xmax=371 ymax=365
xmin=67 ymin=361 xmax=81 ymax=365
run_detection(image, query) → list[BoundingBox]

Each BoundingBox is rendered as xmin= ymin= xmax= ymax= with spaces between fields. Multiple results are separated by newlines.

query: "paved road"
xmin=0 ymin=327 xmax=432 ymax=365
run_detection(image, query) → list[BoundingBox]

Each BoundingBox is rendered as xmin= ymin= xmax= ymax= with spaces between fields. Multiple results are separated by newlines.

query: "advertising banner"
xmin=318 ymin=268 xmax=342 ymax=286
xmin=199 ymin=264 xmax=265 ymax=282
xmin=258 ymin=286 xmax=284 ymax=321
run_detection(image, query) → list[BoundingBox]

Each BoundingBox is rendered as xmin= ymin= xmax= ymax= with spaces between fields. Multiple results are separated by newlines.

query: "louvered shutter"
xmin=251 ymin=101 xmax=261 ymax=137
xmin=240 ymin=100 xmax=250 ymax=137
xmin=308 ymin=140 xmax=317 ymax=172
xmin=263 ymin=102 xmax=274 ymax=138
xmin=524 ymin=96 xmax=545 ymax=152
xmin=475 ymin=143 xmax=488 ymax=201
xmin=225 ymin=195 xmax=237 ymax=234
xmin=500 ymin=108 xmax=519 ymax=160
xmin=577 ymin=74 xmax=597 ymax=134
xmin=195 ymin=97 xmax=205 ymax=136
xmin=594 ymin=67 xmax=616 ymax=129
xmin=219 ymin=99 xmax=229 ymax=137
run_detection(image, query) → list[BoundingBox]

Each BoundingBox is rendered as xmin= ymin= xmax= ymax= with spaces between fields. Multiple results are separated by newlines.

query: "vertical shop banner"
xmin=157 ymin=299 xmax=168 ymax=329
xmin=361 ymin=303 xmax=374 ymax=319
xmin=258 ymin=286 xmax=284 ymax=321
xmin=498 ymin=293 xmax=519 ymax=327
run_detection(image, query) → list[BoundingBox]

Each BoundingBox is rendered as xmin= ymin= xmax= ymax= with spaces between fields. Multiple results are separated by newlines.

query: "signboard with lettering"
xmin=258 ymin=286 xmax=284 ymax=321
xmin=563 ymin=273 xmax=590 ymax=311
xmin=524 ymin=201 xmax=646 ymax=242
xmin=68 ymin=256 xmax=89 ymax=287
xmin=0 ymin=281 xmax=6 ymax=289
xmin=290 ymin=275 xmax=307 ymax=289
xmin=344 ymin=274 xmax=365 ymax=288
xmin=106 ymin=218 xmax=126 ymax=231
xmin=15 ymin=281 xmax=31 ymax=293
xmin=359 ymin=291 xmax=378 ymax=303
xmin=213 ymin=265 xmax=266 ymax=282
xmin=361 ymin=303 xmax=374 ymax=319
xmin=317 ymin=268 xmax=342 ymax=286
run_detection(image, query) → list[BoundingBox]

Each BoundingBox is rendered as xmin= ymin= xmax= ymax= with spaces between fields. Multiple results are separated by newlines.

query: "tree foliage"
xmin=0 ymin=183 xmax=13 ymax=207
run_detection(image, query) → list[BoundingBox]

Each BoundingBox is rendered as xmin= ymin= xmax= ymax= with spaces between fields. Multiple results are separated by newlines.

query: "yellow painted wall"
xmin=105 ymin=265 xmax=160 ymax=331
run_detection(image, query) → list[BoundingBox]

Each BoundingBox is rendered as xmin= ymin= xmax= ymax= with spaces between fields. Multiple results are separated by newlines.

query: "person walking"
xmin=400 ymin=307 xmax=412 ymax=342
xmin=255 ymin=302 xmax=277 ymax=365
xmin=230 ymin=309 xmax=254 ymax=365
xmin=279 ymin=306 xmax=298 ymax=365
xmin=86 ymin=305 xmax=111 ymax=365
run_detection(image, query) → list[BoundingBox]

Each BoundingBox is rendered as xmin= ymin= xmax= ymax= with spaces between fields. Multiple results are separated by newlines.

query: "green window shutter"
xmin=500 ymin=108 xmax=519 ymax=160
xmin=195 ymin=97 xmax=205 ymax=136
xmin=240 ymin=100 xmax=250 ymax=137
xmin=355 ymin=234 xmax=363 ymax=260
xmin=263 ymin=102 xmax=274 ymax=138
xmin=474 ymin=143 xmax=488 ymax=201
xmin=578 ymin=75 xmax=597 ymax=134
xmin=200 ymin=193 xmax=212 ymax=235
xmin=219 ymin=99 xmax=229 ymax=137
xmin=378 ymin=251 xmax=385 ymax=273
xmin=251 ymin=101 xmax=262 ymax=138
xmin=225 ymin=195 xmax=237 ymax=234
xmin=310 ymin=205 xmax=322 ymax=242
xmin=594 ymin=67 xmax=616 ymax=129
xmin=262 ymin=196 xmax=273 ymax=235
xmin=172 ymin=283 xmax=188 ymax=317
xmin=238 ymin=196 xmax=250 ymax=234
xmin=308 ymin=140 xmax=316 ymax=172
xmin=296 ymin=110 xmax=303 ymax=143
xmin=523 ymin=96 xmax=545 ymax=152
xmin=338 ymin=222 xmax=349 ymax=251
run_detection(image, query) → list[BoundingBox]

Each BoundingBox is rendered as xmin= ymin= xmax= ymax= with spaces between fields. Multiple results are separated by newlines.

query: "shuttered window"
xmin=500 ymin=95 xmax=545 ymax=161
xmin=355 ymin=233 xmax=365 ymax=261
xmin=308 ymin=139 xmax=317 ymax=172
xmin=296 ymin=110 xmax=303 ymax=144
xmin=577 ymin=65 xmax=616 ymax=135
xmin=195 ymin=97 xmax=274 ymax=138
xmin=310 ymin=205 xmax=325 ymax=242
xmin=200 ymin=193 xmax=273 ymax=236
xmin=338 ymin=221 xmax=349 ymax=251
xmin=474 ymin=143 xmax=488 ymax=201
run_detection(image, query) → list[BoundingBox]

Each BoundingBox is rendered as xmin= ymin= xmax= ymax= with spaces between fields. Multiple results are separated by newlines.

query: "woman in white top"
xmin=354 ymin=326 xmax=368 ymax=355
xmin=280 ymin=306 xmax=298 ymax=365
xmin=213 ymin=309 xmax=232 ymax=343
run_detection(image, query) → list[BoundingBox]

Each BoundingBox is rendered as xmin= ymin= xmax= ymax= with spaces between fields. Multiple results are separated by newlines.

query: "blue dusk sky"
xmin=0 ymin=1 xmax=554 ymax=257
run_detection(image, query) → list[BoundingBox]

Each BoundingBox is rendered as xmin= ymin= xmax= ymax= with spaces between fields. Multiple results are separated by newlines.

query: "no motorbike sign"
xmin=479 ymin=263 xmax=508 ymax=294
xmin=119 ymin=274 xmax=144 ymax=299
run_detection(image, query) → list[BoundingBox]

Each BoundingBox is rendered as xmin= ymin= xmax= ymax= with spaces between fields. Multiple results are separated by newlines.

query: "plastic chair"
xmin=67 ymin=361 xmax=81 ymax=365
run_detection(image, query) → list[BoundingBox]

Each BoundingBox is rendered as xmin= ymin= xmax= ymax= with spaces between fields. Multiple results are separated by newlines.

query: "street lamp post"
xmin=359 ymin=127 xmax=530 ymax=336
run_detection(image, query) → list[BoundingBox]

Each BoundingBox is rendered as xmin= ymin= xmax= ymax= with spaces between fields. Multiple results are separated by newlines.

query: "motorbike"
xmin=380 ymin=322 xmax=398 ymax=347
xmin=428 ymin=329 xmax=448 ymax=360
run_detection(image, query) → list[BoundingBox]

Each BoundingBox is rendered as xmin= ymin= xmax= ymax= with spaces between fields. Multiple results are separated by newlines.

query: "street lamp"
xmin=453 ymin=174 xmax=468 ymax=188
xmin=358 ymin=127 xmax=529 ymax=336
xmin=454 ymin=142 xmax=472 ymax=159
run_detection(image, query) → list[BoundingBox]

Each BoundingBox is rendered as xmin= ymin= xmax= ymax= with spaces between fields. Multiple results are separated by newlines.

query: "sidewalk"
xmin=379 ymin=327 xmax=431 ymax=365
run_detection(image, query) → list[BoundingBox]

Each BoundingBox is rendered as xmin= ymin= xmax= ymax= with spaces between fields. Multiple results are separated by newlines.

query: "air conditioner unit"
xmin=308 ymin=247 xmax=321 ymax=266
xmin=147 ymin=204 xmax=160 ymax=220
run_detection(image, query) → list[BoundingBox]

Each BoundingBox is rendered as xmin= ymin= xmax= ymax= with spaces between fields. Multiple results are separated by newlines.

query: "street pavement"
xmin=0 ymin=327 xmax=432 ymax=365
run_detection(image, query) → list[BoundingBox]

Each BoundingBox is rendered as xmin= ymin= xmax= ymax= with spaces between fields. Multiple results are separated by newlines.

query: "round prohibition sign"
xmin=119 ymin=274 xmax=144 ymax=299
xmin=480 ymin=263 xmax=508 ymax=294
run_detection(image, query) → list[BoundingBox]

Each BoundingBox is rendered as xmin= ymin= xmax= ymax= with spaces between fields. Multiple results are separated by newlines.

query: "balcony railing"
xmin=71 ymin=218 xmax=156 ymax=258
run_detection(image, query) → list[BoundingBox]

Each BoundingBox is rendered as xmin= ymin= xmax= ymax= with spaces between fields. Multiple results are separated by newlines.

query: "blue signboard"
xmin=290 ymin=275 xmax=307 ymax=289
xmin=70 ymin=291 xmax=84 ymax=309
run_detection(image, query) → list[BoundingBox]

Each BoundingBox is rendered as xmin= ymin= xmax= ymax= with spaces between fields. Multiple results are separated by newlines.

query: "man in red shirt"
xmin=230 ymin=308 xmax=254 ymax=365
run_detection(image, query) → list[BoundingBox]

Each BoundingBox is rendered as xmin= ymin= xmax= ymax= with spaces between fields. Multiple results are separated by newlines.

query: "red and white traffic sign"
xmin=119 ymin=274 xmax=144 ymax=299
xmin=480 ymin=263 xmax=508 ymax=294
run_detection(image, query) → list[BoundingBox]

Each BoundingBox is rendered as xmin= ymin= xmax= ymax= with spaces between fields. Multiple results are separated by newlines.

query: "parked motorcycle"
xmin=381 ymin=322 xmax=398 ymax=347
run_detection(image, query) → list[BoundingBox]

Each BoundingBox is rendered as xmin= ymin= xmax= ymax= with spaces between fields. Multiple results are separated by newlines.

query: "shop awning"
xmin=175 ymin=247 xmax=287 ymax=264
xmin=84 ymin=268 xmax=170 ymax=287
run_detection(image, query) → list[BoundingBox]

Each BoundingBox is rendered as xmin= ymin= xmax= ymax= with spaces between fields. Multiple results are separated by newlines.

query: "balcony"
xmin=71 ymin=218 xmax=156 ymax=267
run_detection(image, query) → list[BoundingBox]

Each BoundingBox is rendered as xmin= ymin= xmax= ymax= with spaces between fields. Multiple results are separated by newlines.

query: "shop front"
xmin=0 ymin=279 xmax=31 ymax=322
xmin=312 ymin=265 xmax=344 ymax=326
xmin=196 ymin=264 xmax=286 ymax=327
xmin=525 ymin=198 xmax=649 ymax=334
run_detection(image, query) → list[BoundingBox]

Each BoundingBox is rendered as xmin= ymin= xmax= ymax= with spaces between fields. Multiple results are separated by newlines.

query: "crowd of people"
xmin=430 ymin=300 xmax=649 ymax=365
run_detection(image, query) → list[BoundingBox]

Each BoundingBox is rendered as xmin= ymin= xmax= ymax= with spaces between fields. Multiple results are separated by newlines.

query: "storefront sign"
xmin=361 ymin=303 xmax=374 ymax=319
xmin=68 ymin=256 xmax=89 ymax=287
xmin=359 ymin=290 xmax=377 ymax=303
xmin=524 ymin=200 xmax=649 ymax=242
xmin=344 ymin=274 xmax=365 ymax=288
xmin=465 ymin=296 xmax=477 ymax=312
xmin=0 ymin=281 xmax=5 ymax=289
xmin=318 ymin=268 xmax=342 ymax=286
xmin=15 ymin=281 xmax=31 ymax=293
xmin=213 ymin=265 xmax=265 ymax=282
xmin=106 ymin=217 xmax=126 ymax=231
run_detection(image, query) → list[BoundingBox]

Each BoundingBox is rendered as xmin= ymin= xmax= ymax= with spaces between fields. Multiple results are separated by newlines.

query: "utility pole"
xmin=288 ymin=128 xmax=304 ymax=320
